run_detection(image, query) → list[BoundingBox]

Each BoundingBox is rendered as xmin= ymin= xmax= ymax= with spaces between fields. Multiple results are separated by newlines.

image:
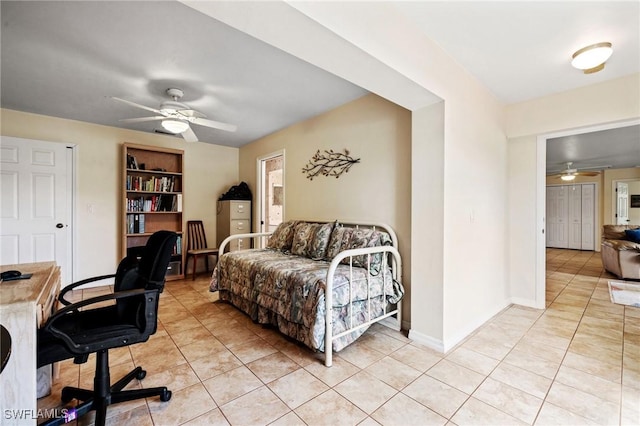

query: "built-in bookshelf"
xmin=122 ymin=143 xmax=184 ymax=280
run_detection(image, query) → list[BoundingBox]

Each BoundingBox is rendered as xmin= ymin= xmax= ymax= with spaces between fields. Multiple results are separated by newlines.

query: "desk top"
xmin=0 ymin=262 xmax=58 ymax=306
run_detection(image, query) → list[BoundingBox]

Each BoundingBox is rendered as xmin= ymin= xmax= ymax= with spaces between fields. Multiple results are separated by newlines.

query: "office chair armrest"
xmin=58 ymin=274 xmax=117 ymax=306
xmin=44 ymin=288 xmax=159 ymax=354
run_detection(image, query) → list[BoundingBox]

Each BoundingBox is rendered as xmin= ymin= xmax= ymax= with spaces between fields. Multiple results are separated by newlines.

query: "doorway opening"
xmin=257 ymin=151 xmax=284 ymax=247
xmin=536 ymin=118 xmax=640 ymax=309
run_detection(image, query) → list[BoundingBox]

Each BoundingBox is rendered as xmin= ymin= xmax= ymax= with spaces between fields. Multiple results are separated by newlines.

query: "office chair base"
xmin=42 ymin=353 xmax=171 ymax=426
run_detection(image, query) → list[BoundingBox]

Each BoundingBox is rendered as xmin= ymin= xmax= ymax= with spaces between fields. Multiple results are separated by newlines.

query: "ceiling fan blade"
xmin=191 ymin=117 xmax=237 ymax=132
xmin=576 ymin=171 xmax=600 ymax=176
xmin=177 ymin=109 xmax=206 ymax=119
xmin=111 ymin=97 xmax=164 ymax=115
xmin=119 ymin=116 xmax=165 ymax=123
xmin=181 ymin=126 xmax=198 ymax=143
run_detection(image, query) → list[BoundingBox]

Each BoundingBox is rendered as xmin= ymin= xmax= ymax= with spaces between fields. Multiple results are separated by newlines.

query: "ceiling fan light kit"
xmin=560 ymin=174 xmax=576 ymax=181
xmin=571 ymin=42 xmax=613 ymax=74
xmin=161 ymin=118 xmax=189 ymax=134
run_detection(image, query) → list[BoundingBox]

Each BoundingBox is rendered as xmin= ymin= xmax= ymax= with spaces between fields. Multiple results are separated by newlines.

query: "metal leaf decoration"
xmin=302 ymin=149 xmax=361 ymax=180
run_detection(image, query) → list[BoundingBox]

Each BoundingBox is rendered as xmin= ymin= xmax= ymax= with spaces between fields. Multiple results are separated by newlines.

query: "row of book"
xmin=127 ymin=214 xmax=146 ymax=234
xmin=125 ymin=219 xmax=182 ymax=256
xmin=126 ymin=194 xmax=182 ymax=212
xmin=126 ymin=175 xmax=178 ymax=193
xmin=173 ymin=235 xmax=182 ymax=255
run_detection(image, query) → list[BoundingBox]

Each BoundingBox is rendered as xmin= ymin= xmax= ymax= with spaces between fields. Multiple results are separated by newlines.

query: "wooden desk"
xmin=0 ymin=262 xmax=60 ymax=425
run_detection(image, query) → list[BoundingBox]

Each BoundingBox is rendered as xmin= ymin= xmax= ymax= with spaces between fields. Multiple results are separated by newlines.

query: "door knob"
xmin=56 ymin=223 xmax=64 ymax=229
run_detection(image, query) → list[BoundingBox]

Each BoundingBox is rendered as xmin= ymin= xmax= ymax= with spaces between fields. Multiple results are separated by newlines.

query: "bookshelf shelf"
xmin=122 ymin=143 xmax=185 ymax=280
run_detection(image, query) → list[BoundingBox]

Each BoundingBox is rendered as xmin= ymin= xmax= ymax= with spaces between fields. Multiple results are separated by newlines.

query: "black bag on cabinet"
xmin=219 ymin=182 xmax=252 ymax=201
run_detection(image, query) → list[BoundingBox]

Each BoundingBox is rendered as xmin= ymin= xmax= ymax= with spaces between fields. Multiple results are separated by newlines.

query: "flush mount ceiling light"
xmin=571 ymin=42 xmax=613 ymax=74
xmin=161 ymin=119 xmax=189 ymax=134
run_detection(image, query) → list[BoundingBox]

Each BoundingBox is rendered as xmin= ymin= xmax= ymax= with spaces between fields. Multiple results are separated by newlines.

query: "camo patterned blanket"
xmin=210 ymin=248 xmax=403 ymax=352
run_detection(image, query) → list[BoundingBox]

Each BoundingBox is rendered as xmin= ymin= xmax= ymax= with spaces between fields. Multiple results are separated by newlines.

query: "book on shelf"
xmin=127 ymin=213 xmax=145 ymax=234
xmin=127 ymin=154 xmax=139 ymax=170
xmin=174 ymin=235 xmax=182 ymax=255
xmin=126 ymin=194 xmax=178 ymax=212
xmin=126 ymin=175 xmax=177 ymax=193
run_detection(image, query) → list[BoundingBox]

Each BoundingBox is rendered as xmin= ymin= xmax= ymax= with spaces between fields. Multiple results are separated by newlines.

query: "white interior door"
xmin=0 ymin=137 xmax=73 ymax=284
xmin=581 ymin=184 xmax=595 ymax=250
xmin=546 ymin=186 xmax=568 ymax=248
xmin=257 ymin=151 xmax=284 ymax=247
xmin=616 ymin=182 xmax=630 ymax=225
xmin=567 ymin=185 xmax=582 ymax=249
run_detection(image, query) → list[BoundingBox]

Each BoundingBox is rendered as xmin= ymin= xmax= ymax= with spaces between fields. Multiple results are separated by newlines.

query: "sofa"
xmin=601 ymin=225 xmax=640 ymax=279
xmin=210 ymin=220 xmax=404 ymax=366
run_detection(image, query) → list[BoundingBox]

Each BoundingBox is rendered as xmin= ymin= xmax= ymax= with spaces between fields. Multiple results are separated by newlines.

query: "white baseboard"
xmin=510 ymin=297 xmax=543 ymax=310
xmin=409 ymin=300 xmax=511 ymax=354
xmin=408 ymin=329 xmax=445 ymax=353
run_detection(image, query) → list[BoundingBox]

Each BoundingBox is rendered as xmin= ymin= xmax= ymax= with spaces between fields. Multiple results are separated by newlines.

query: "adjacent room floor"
xmin=39 ymin=249 xmax=640 ymax=425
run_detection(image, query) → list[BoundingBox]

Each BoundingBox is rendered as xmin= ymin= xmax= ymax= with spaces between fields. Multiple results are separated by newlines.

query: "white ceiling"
xmin=0 ymin=1 xmax=368 ymax=147
xmin=1 ymin=1 xmax=639 ymax=165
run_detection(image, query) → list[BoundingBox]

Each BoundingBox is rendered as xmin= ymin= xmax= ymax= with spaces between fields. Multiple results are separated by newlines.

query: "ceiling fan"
xmin=111 ymin=88 xmax=237 ymax=142
xmin=548 ymin=162 xmax=606 ymax=181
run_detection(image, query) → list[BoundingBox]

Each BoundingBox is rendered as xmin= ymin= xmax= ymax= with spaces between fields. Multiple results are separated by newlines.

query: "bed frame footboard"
xmin=324 ymin=245 xmax=402 ymax=367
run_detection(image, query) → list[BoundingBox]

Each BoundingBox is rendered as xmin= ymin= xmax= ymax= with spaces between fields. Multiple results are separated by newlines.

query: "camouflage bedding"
xmin=210 ymin=248 xmax=402 ymax=352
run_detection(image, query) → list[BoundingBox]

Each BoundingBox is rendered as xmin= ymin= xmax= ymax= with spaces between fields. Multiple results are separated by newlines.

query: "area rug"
xmin=608 ymin=280 xmax=640 ymax=308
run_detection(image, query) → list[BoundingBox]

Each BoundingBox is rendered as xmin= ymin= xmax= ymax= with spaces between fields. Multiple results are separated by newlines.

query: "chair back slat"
xmin=187 ymin=220 xmax=209 ymax=251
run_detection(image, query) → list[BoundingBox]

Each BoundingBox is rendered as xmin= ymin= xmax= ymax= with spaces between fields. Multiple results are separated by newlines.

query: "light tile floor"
xmin=39 ymin=249 xmax=640 ymax=425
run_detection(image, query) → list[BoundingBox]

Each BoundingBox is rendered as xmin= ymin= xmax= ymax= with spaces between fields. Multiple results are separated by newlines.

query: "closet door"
xmin=567 ymin=185 xmax=582 ymax=249
xmin=581 ymin=184 xmax=595 ymax=250
xmin=546 ymin=186 xmax=568 ymax=248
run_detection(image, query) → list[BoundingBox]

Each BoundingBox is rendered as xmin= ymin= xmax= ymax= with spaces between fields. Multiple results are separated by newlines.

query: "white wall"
xmin=506 ymin=73 xmax=640 ymax=306
xmin=410 ymin=102 xmax=445 ymax=342
xmin=1 ymin=108 xmax=239 ymax=282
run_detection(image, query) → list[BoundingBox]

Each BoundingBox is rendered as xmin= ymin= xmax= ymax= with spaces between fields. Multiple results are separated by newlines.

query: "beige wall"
xmin=238 ymin=94 xmax=413 ymax=321
xmin=603 ymin=167 xmax=640 ymax=225
xmin=1 ymin=108 xmax=239 ymax=283
xmin=507 ymin=73 xmax=640 ymax=305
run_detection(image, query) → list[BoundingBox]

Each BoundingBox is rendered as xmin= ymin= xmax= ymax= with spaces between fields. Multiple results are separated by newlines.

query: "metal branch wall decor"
xmin=302 ymin=149 xmax=360 ymax=180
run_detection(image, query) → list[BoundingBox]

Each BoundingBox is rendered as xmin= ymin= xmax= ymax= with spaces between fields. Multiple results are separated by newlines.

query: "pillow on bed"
xmin=326 ymin=226 xmax=392 ymax=274
xmin=291 ymin=221 xmax=334 ymax=259
xmin=266 ymin=220 xmax=299 ymax=251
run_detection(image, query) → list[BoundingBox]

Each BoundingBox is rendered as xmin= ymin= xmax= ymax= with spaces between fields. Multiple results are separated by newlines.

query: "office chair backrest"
xmin=116 ymin=231 xmax=177 ymax=328
xmin=137 ymin=230 xmax=178 ymax=290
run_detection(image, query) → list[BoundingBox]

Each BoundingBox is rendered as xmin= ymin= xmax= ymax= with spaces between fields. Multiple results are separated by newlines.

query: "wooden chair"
xmin=185 ymin=220 xmax=219 ymax=280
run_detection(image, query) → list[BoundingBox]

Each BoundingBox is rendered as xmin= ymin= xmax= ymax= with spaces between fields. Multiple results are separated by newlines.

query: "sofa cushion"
xmin=267 ymin=220 xmax=299 ymax=252
xmin=603 ymin=225 xmax=640 ymax=240
xmin=291 ymin=222 xmax=334 ymax=259
xmin=602 ymin=239 xmax=640 ymax=251
xmin=624 ymin=228 xmax=640 ymax=244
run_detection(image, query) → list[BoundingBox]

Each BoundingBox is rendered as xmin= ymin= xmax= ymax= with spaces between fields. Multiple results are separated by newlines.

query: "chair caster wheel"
xmin=160 ymin=389 xmax=172 ymax=402
xmin=136 ymin=369 xmax=146 ymax=380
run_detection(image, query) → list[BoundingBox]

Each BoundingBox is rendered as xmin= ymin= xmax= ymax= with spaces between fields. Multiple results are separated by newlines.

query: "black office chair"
xmin=37 ymin=230 xmax=178 ymax=426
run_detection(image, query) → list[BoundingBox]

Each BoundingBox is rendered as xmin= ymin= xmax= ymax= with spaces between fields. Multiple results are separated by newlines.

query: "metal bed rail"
xmin=324 ymin=245 xmax=402 ymax=367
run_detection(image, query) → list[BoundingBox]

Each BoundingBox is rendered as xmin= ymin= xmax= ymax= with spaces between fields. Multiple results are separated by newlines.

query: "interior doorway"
xmin=257 ymin=151 xmax=284 ymax=247
xmin=536 ymin=118 xmax=640 ymax=309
